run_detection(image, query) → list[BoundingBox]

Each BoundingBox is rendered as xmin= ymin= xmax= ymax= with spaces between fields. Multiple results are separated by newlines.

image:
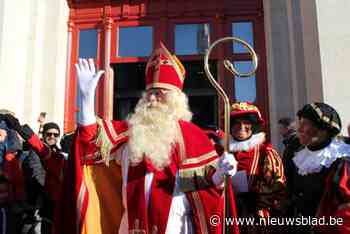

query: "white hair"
xmin=127 ymin=90 xmax=192 ymax=169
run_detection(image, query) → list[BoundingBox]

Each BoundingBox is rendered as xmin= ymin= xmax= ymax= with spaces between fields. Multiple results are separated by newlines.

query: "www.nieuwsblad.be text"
xmin=209 ymin=215 xmax=343 ymax=227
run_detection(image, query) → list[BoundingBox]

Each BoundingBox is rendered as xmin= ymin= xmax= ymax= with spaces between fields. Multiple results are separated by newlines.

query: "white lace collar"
xmin=293 ymin=138 xmax=350 ymax=175
xmin=229 ymin=132 xmax=265 ymax=152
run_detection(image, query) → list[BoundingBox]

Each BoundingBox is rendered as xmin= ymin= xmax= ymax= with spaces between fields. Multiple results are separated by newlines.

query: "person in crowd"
xmin=278 ymin=117 xmax=302 ymax=196
xmin=55 ymin=43 xmax=239 ymax=234
xmin=37 ymin=112 xmax=47 ymax=139
xmin=229 ymin=102 xmax=286 ymax=234
xmin=283 ymin=102 xmax=350 ymax=233
xmin=0 ymin=116 xmax=26 ymax=234
xmin=0 ymin=115 xmax=66 ymax=234
xmin=20 ymin=144 xmax=46 ymax=234
xmin=278 ymin=117 xmax=298 ymax=152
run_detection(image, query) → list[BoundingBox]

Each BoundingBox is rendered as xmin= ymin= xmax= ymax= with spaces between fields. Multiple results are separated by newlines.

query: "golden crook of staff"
xmin=203 ymin=37 xmax=258 ymax=234
xmin=204 ymin=36 xmax=258 ymax=152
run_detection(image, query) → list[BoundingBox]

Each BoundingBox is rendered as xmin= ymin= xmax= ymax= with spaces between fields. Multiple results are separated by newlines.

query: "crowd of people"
xmin=0 ymin=111 xmax=73 ymax=234
xmin=0 ymin=43 xmax=349 ymax=234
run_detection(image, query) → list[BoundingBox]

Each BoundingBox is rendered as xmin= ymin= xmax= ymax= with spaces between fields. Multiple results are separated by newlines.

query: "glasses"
xmin=147 ymin=89 xmax=168 ymax=97
xmin=45 ymin=132 xmax=59 ymax=138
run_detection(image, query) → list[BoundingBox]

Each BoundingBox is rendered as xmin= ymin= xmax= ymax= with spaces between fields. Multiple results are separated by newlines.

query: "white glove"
xmin=212 ymin=152 xmax=238 ymax=186
xmin=75 ymin=58 xmax=104 ymax=125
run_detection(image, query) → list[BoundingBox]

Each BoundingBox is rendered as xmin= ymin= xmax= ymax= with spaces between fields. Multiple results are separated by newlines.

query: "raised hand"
xmin=0 ymin=114 xmax=32 ymax=140
xmin=75 ymin=58 xmax=104 ymax=125
xmin=0 ymin=114 xmax=22 ymax=132
xmin=76 ymin=58 xmax=104 ymax=99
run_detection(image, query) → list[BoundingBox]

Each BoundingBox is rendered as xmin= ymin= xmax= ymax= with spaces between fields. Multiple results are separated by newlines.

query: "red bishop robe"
xmin=54 ymin=119 xmax=239 ymax=234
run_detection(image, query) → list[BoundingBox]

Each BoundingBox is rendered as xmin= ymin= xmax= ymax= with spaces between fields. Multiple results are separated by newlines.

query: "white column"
xmin=0 ymin=0 xmax=69 ymax=132
xmin=315 ymin=0 xmax=350 ymax=135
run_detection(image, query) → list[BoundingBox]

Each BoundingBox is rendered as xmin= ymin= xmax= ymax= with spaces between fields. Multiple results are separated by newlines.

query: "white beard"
xmin=127 ymin=91 xmax=192 ymax=169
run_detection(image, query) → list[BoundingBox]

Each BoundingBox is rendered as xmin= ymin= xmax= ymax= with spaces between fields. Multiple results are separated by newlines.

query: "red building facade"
xmin=64 ymin=0 xmax=268 ymax=133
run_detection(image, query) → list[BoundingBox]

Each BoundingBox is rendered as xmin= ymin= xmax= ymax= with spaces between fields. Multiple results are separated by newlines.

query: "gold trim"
xmin=96 ymin=118 xmax=114 ymax=165
xmin=181 ymin=151 xmax=217 ymax=166
xmin=105 ymin=120 xmax=118 ymax=141
xmin=115 ymin=131 xmax=128 ymax=143
xmin=179 ymin=158 xmax=219 ymax=192
xmin=176 ymin=122 xmax=186 ymax=162
xmin=192 ymin=192 xmax=209 ymax=234
xmin=95 ymin=118 xmax=128 ymax=165
xmin=104 ymin=119 xmax=129 ymax=143
xmin=249 ymin=145 xmax=260 ymax=186
xmin=159 ymin=44 xmax=185 ymax=82
xmin=180 ymin=155 xmax=218 ymax=171
xmin=169 ymin=57 xmax=185 ymax=82
xmin=171 ymin=55 xmax=185 ymax=81
xmin=310 ymin=103 xmax=340 ymax=130
xmin=231 ymin=102 xmax=259 ymax=112
xmin=270 ymin=149 xmax=286 ymax=182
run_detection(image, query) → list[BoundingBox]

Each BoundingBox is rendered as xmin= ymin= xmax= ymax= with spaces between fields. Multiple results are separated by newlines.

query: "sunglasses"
xmin=45 ymin=132 xmax=59 ymax=137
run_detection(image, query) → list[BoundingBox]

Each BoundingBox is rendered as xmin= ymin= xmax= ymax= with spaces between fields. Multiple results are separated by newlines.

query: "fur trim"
xmin=229 ymin=132 xmax=265 ymax=152
xmin=293 ymin=138 xmax=350 ymax=175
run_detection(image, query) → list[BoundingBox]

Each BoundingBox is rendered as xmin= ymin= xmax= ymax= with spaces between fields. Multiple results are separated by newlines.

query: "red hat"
xmin=145 ymin=43 xmax=185 ymax=91
xmin=230 ymin=102 xmax=264 ymax=125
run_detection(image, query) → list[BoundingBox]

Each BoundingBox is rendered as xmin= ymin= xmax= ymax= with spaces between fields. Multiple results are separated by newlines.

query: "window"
xmin=233 ymin=61 xmax=256 ymax=102
xmin=175 ymin=24 xmax=210 ymax=55
xmin=230 ymin=21 xmax=257 ymax=103
xmin=118 ymin=26 xmax=153 ymax=57
xmin=232 ymin=22 xmax=254 ymax=53
xmin=77 ymin=29 xmax=98 ymax=121
xmin=79 ymin=29 xmax=98 ymax=58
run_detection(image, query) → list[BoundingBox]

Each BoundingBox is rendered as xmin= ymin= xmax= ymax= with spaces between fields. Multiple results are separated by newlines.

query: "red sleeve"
xmin=255 ymin=145 xmax=286 ymax=218
xmin=316 ymin=158 xmax=350 ymax=234
xmin=334 ymin=159 xmax=350 ymax=234
xmin=77 ymin=123 xmax=98 ymax=144
xmin=27 ymin=133 xmax=51 ymax=160
xmin=77 ymin=121 xmax=128 ymax=164
xmin=76 ymin=123 xmax=101 ymax=164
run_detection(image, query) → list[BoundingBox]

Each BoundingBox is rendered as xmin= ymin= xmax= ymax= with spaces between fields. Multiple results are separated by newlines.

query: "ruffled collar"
xmin=293 ymin=138 xmax=350 ymax=175
xmin=229 ymin=132 xmax=265 ymax=152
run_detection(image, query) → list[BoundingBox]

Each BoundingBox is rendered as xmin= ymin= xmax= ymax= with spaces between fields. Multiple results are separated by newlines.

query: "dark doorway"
xmin=182 ymin=60 xmax=218 ymax=127
xmin=113 ymin=62 xmax=146 ymax=120
xmin=112 ymin=60 xmax=218 ymax=127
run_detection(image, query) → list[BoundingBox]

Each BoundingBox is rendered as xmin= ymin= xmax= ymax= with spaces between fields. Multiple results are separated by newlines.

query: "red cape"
xmin=53 ymin=120 xmax=239 ymax=234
